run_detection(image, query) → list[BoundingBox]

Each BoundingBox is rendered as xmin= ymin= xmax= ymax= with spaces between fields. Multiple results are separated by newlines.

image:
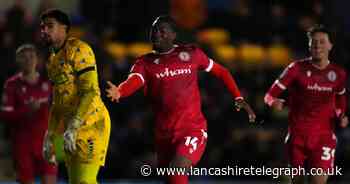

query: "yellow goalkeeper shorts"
xmin=66 ymin=160 xmax=100 ymax=184
xmin=65 ymin=107 xmax=111 ymax=166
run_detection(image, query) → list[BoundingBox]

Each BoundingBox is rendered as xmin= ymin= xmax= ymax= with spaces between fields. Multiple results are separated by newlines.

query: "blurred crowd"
xmin=0 ymin=0 xmax=350 ymax=182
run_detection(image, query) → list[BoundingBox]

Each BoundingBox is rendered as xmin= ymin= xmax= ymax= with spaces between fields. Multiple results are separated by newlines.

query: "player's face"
xmin=309 ymin=32 xmax=333 ymax=61
xmin=150 ymin=22 xmax=176 ymax=51
xmin=16 ymin=49 xmax=38 ymax=73
xmin=40 ymin=18 xmax=66 ymax=46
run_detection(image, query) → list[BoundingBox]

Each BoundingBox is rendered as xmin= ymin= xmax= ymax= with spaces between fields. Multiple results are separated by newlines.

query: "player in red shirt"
xmin=0 ymin=44 xmax=57 ymax=184
xmin=106 ymin=15 xmax=256 ymax=184
xmin=264 ymin=25 xmax=348 ymax=184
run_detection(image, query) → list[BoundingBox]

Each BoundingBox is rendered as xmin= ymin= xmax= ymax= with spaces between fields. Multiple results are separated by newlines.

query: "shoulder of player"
xmin=329 ymin=63 xmax=347 ymax=76
xmin=286 ymin=58 xmax=311 ymax=70
xmin=174 ymin=44 xmax=202 ymax=54
xmin=38 ymin=75 xmax=51 ymax=85
xmin=65 ymin=37 xmax=93 ymax=55
xmin=134 ymin=54 xmax=152 ymax=64
xmin=135 ymin=44 xmax=203 ymax=64
xmin=135 ymin=50 xmax=163 ymax=64
xmin=4 ymin=73 xmax=22 ymax=88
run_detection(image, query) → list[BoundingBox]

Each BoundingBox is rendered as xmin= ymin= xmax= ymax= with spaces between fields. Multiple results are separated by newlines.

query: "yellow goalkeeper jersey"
xmin=47 ymin=37 xmax=110 ymax=165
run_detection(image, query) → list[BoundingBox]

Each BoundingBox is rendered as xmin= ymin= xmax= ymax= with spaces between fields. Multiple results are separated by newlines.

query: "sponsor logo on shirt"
xmin=156 ymin=67 xmax=192 ymax=78
xmin=307 ymin=83 xmax=333 ymax=92
xmin=179 ymin=52 xmax=191 ymax=61
xmin=153 ymin=59 xmax=160 ymax=64
xmin=306 ymin=70 xmax=312 ymax=77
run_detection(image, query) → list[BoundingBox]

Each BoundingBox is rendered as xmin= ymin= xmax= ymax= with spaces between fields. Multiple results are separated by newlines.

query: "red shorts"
xmin=155 ymin=129 xmax=207 ymax=167
xmin=13 ymin=140 xmax=57 ymax=183
xmin=286 ymin=132 xmax=337 ymax=171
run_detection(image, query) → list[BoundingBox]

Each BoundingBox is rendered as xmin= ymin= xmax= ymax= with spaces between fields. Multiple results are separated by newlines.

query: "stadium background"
xmin=0 ymin=0 xmax=350 ymax=183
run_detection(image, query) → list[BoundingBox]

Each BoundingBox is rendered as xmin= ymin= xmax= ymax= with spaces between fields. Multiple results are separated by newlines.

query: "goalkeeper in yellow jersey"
xmin=39 ymin=9 xmax=111 ymax=184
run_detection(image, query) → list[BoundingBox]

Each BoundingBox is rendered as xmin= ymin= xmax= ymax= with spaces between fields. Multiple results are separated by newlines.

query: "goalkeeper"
xmin=40 ymin=9 xmax=111 ymax=184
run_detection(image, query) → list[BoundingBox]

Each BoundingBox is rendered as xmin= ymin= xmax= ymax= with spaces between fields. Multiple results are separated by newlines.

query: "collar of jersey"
xmin=18 ymin=72 xmax=40 ymax=84
xmin=50 ymin=38 xmax=68 ymax=54
xmin=310 ymin=57 xmax=330 ymax=70
xmin=153 ymin=44 xmax=178 ymax=55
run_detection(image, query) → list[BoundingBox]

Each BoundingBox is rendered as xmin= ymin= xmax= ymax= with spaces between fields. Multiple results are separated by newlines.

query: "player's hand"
xmin=28 ymin=97 xmax=41 ymax=112
xmin=63 ymin=117 xmax=82 ymax=154
xmin=43 ymin=131 xmax=57 ymax=165
xmin=234 ymin=98 xmax=256 ymax=123
xmin=271 ymin=99 xmax=285 ymax=111
xmin=106 ymin=81 xmax=120 ymax=102
xmin=339 ymin=114 xmax=349 ymax=128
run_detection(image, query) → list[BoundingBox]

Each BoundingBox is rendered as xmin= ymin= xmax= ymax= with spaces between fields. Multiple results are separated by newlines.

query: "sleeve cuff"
xmin=205 ymin=59 xmax=214 ymax=72
xmin=275 ymin=80 xmax=286 ymax=90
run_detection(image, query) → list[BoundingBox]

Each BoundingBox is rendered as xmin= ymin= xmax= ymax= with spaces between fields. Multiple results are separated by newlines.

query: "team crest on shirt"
xmin=153 ymin=58 xmax=160 ymax=64
xmin=179 ymin=52 xmax=190 ymax=61
xmin=80 ymin=59 xmax=86 ymax=64
xmin=59 ymin=60 xmax=65 ymax=66
xmin=42 ymin=82 xmax=49 ymax=91
xmin=21 ymin=87 xmax=26 ymax=93
xmin=327 ymin=71 xmax=337 ymax=82
xmin=306 ymin=70 xmax=312 ymax=77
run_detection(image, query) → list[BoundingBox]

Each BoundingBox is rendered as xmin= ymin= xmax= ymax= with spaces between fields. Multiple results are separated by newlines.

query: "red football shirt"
xmin=130 ymin=45 xmax=213 ymax=138
xmin=267 ymin=58 xmax=347 ymax=134
xmin=1 ymin=73 xmax=51 ymax=144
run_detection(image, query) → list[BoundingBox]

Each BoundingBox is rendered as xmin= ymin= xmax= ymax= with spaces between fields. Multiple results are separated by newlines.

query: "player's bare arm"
xmin=234 ymin=98 xmax=256 ymax=122
xmin=208 ymin=61 xmax=256 ymax=122
xmin=106 ymin=74 xmax=144 ymax=103
xmin=339 ymin=114 xmax=349 ymax=128
xmin=264 ymin=94 xmax=285 ymax=111
xmin=106 ymin=81 xmax=121 ymax=102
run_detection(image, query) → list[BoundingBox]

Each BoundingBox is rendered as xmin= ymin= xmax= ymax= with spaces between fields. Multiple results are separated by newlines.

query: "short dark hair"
xmin=152 ymin=15 xmax=177 ymax=32
xmin=40 ymin=9 xmax=71 ymax=32
xmin=307 ymin=24 xmax=334 ymax=43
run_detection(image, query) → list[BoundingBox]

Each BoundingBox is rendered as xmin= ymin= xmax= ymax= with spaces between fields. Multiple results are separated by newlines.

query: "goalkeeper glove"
xmin=63 ymin=117 xmax=82 ymax=154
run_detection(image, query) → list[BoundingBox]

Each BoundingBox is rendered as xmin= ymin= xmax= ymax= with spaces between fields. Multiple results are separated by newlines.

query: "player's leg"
xmin=35 ymin=137 xmax=58 ymax=184
xmin=286 ymin=134 xmax=307 ymax=184
xmin=66 ymin=161 xmax=100 ymax=184
xmin=65 ymin=112 xmax=110 ymax=184
xmin=41 ymin=175 xmax=57 ymax=184
xmin=155 ymin=136 xmax=174 ymax=182
xmin=38 ymin=157 xmax=57 ymax=184
xmin=308 ymin=133 xmax=337 ymax=184
xmin=167 ymin=156 xmax=191 ymax=184
xmin=310 ymin=175 xmax=328 ymax=184
xmin=292 ymin=176 xmax=305 ymax=184
xmin=167 ymin=129 xmax=208 ymax=184
xmin=13 ymin=145 xmax=35 ymax=184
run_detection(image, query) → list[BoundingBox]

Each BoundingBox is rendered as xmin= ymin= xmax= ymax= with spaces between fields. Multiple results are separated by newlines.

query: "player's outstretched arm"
xmin=106 ymin=81 xmax=121 ymax=102
xmin=264 ymin=93 xmax=285 ymax=111
xmin=208 ymin=62 xmax=256 ymax=122
xmin=106 ymin=74 xmax=144 ymax=103
xmin=234 ymin=98 xmax=256 ymax=123
xmin=264 ymin=62 xmax=298 ymax=111
xmin=335 ymin=88 xmax=348 ymax=128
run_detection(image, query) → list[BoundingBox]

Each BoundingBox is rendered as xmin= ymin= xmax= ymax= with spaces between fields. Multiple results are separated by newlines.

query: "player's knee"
xmin=310 ymin=175 xmax=328 ymax=184
xmin=292 ymin=176 xmax=304 ymax=184
xmin=169 ymin=156 xmax=192 ymax=168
